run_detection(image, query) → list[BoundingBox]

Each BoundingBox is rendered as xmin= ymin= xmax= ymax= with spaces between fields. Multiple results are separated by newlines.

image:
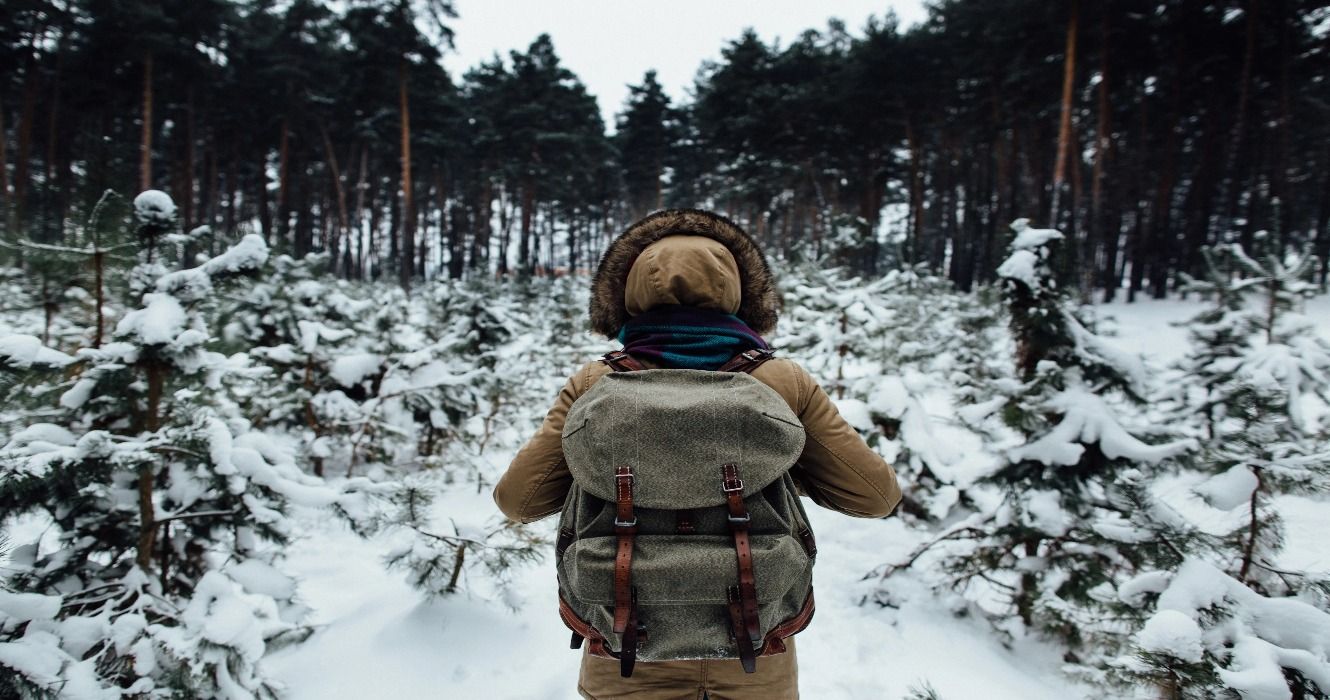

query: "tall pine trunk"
xmin=398 ymin=59 xmax=415 ymax=293
xmin=140 ymin=52 xmax=154 ymax=192
xmin=1050 ymin=0 xmax=1079 ymax=229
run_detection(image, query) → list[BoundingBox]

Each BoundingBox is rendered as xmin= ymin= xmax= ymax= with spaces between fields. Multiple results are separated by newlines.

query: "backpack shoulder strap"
xmin=716 ymin=347 xmax=776 ymax=374
xmin=601 ymin=349 xmax=646 ymax=372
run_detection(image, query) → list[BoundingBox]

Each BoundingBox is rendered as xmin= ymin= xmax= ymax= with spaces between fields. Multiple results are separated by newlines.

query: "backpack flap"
xmin=562 ymin=369 xmax=806 ymax=509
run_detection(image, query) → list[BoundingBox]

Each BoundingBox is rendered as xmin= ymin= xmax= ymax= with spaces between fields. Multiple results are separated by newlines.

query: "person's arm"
xmin=786 ymin=362 xmax=902 ymax=518
xmin=493 ymin=361 xmax=604 ymax=523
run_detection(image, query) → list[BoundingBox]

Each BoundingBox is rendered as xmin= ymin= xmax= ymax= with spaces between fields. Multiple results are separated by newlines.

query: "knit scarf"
xmin=616 ymin=304 xmax=771 ymax=370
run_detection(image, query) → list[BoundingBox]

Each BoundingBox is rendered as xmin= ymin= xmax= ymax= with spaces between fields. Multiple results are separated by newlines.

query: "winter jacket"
xmin=492 ymin=209 xmax=902 ymax=699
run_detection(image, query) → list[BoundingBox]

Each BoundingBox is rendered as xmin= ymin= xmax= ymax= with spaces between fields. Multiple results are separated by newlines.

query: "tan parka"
xmin=492 ymin=210 xmax=902 ymax=699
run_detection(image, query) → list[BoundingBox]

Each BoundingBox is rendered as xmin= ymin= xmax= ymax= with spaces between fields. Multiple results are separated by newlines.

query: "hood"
xmin=588 ymin=209 xmax=782 ymax=338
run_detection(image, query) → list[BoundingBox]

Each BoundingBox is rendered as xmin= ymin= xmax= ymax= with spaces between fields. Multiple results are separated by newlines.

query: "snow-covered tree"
xmin=874 ymin=220 xmax=1197 ymax=655
xmin=0 ymin=192 xmax=369 ymax=698
xmin=1105 ymin=241 xmax=1330 ymax=698
xmin=1114 ymin=559 xmax=1330 ymax=699
xmin=1176 ymin=241 xmax=1329 ymax=590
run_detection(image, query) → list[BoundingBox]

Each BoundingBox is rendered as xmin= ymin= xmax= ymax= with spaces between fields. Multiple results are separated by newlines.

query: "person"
xmin=494 ymin=208 xmax=902 ymax=700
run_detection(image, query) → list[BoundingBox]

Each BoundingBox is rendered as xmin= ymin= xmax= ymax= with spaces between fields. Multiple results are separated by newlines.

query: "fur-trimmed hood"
xmin=588 ymin=209 xmax=782 ymax=338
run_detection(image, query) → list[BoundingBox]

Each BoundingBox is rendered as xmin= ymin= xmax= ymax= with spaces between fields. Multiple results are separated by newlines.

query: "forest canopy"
xmin=1 ymin=0 xmax=1328 ymax=297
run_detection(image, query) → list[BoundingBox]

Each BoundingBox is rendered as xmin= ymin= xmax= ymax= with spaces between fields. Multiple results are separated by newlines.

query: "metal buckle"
xmin=615 ymin=516 xmax=638 ymax=528
xmin=722 ymin=478 xmax=744 ymax=493
xmin=727 ymin=512 xmax=751 ymax=524
xmin=615 ymin=470 xmax=634 ymax=484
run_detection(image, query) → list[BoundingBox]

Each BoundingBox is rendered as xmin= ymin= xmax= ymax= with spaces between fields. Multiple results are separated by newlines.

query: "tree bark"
xmin=399 ymin=59 xmax=415 ymax=293
xmin=277 ymin=116 xmax=290 ymax=241
xmin=1050 ymin=0 xmax=1080 ymax=228
xmin=319 ymin=120 xmax=351 ymax=271
xmin=140 ymin=52 xmax=154 ymax=192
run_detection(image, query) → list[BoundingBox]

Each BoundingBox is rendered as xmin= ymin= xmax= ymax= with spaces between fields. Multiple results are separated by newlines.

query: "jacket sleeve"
xmin=492 ymin=362 xmax=596 ymax=524
xmin=788 ymin=363 xmax=903 ymax=518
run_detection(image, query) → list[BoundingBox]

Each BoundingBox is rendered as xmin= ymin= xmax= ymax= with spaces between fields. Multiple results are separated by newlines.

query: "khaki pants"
xmin=576 ymin=638 xmax=798 ymax=700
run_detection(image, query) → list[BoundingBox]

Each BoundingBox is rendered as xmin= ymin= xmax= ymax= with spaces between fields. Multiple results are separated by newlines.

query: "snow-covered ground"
xmin=263 ymin=295 xmax=1330 ymax=700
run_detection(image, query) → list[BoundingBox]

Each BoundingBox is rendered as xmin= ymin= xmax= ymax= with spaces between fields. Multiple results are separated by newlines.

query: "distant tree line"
xmin=2 ymin=0 xmax=1327 ymax=297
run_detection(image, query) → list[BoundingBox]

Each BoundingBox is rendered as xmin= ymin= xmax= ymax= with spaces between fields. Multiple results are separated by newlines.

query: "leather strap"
xmin=716 ymin=348 xmax=776 ymax=374
xmin=601 ymin=349 xmax=646 ymax=372
xmin=612 ymin=465 xmax=637 ymax=634
xmin=727 ymin=586 xmax=758 ymax=673
xmin=798 ymin=526 xmax=817 ymax=558
xmin=722 ymin=462 xmax=761 ymax=670
xmin=619 ymin=587 xmax=642 ymax=677
xmin=555 ymin=527 xmax=575 ymax=558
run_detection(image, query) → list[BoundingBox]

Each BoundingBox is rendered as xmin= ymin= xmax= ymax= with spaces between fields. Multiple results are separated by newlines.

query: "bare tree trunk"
xmin=1050 ymin=0 xmax=1079 ymax=228
xmin=1219 ymin=0 xmax=1259 ymax=235
xmin=277 ymin=116 xmax=290 ymax=241
xmin=15 ymin=59 xmax=38 ymax=232
xmin=1090 ymin=4 xmax=1112 ymax=295
xmin=182 ymin=88 xmax=196 ymax=232
xmin=0 ymin=96 xmax=9 ymax=228
xmin=140 ymin=52 xmax=154 ymax=191
xmin=398 ymin=59 xmax=415 ymax=293
xmin=354 ymin=143 xmax=369 ymax=279
xmin=319 ymin=121 xmax=351 ymax=272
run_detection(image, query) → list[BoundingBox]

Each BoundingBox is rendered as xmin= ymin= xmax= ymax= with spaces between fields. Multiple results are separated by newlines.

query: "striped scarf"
xmin=616 ymin=304 xmax=771 ymax=370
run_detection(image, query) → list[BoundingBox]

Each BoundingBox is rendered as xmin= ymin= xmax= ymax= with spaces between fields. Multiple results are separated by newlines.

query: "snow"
xmin=1008 ymin=219 xmax=1064 ymax=251
xmin=115 ymin=293 xmax=187 ymax=345
xmin=267 ymin=489 xmax=1083 ymax=700
xmin=0 ymin=334 xmax=74 ymax=369
xmin=996 ymin=249 xmax=1041 ymax=289
xmin=1022 ymin=490 xmax=1070 ymax=536
xmin=1194 ymin=464 xmax=1259 ymax=510
xmin=330 ymin=353 xmax=385 ymax=388
xmin=202 ymin=234 xmax=270 ymax=276
xmin=133 ymin=189 xmax=177 ymax=225
xmin=0 ymin=590 xmax=61 ymax=624
xmin=833 ymin=397 xmax=872 ymax=432
xmin=1136 ymin=609 xmax=1204 ymax=662
xmin=1007 ymin=374 xmax=1197 ymax=466
xmin=997 ymin=220 xmax=1064 ymax=290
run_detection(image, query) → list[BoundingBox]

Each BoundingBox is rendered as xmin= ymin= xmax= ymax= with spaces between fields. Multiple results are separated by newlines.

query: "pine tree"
xmin=0 ymin=191 xmax=369 ymax=697
xmin=874 ymin=220 xmax=1197 ymax=655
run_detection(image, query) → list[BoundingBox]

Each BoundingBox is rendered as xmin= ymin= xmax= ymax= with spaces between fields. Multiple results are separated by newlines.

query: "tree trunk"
xmin=140 ymin=52 xmax=154 ymax=192
xmin=1219 ymin=0 xmax=1259 ymax=235
xmin=277 ymin=116 xmax=290 ymax=241
xmin=15 ymin=58 xmax=38 ymax=233
xmin=1050 ymin=0 xmax=1079 ymax=228
xmin=182 ymin=88 xmax=196 ymax=233
xmin=399 ymin=59 xmax=415 ymax=293
xmin=0 ymin=95 xmax=9 ymax=230
xmin=354 ymin=143 xmax=369 ymax=279
xmin=320 ymin=120 xmax=351 ymax=273
xmin=519 ymin=176 xmax=534 ymax=274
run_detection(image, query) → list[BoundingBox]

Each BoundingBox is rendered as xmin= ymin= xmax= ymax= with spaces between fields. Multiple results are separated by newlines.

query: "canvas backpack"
xmin=554 ymin=347 xmax=818 ymax=678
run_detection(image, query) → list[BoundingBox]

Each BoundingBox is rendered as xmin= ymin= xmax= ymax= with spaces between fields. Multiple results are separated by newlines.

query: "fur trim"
xmin=589 ymin=209 xmax=781 ymax=338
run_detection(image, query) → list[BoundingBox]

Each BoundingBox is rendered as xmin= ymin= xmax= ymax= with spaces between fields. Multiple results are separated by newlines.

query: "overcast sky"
xmin=439 ymin=1 xmax=929 ymax=129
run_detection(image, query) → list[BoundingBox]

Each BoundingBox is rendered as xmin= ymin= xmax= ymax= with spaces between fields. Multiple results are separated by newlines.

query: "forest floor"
xmin=264 ymin=294 xmax=1330 ymax=700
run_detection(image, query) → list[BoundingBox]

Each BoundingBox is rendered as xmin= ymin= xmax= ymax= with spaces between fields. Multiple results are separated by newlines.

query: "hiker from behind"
xmin=494 ymin=209 xmax=902 ymax=700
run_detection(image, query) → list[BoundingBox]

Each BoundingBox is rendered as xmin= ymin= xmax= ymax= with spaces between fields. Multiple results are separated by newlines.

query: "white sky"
xmin=439 ymin=1 xmax=929 ymax=129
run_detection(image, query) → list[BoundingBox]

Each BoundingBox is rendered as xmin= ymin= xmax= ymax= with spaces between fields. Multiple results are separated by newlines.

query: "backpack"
xmin=555 ymin=347 xmax=818 ymax=678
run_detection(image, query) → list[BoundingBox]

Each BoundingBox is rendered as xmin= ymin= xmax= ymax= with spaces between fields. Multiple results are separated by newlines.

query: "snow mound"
xmin=133 ymin=189 xmax=177 ymax=225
